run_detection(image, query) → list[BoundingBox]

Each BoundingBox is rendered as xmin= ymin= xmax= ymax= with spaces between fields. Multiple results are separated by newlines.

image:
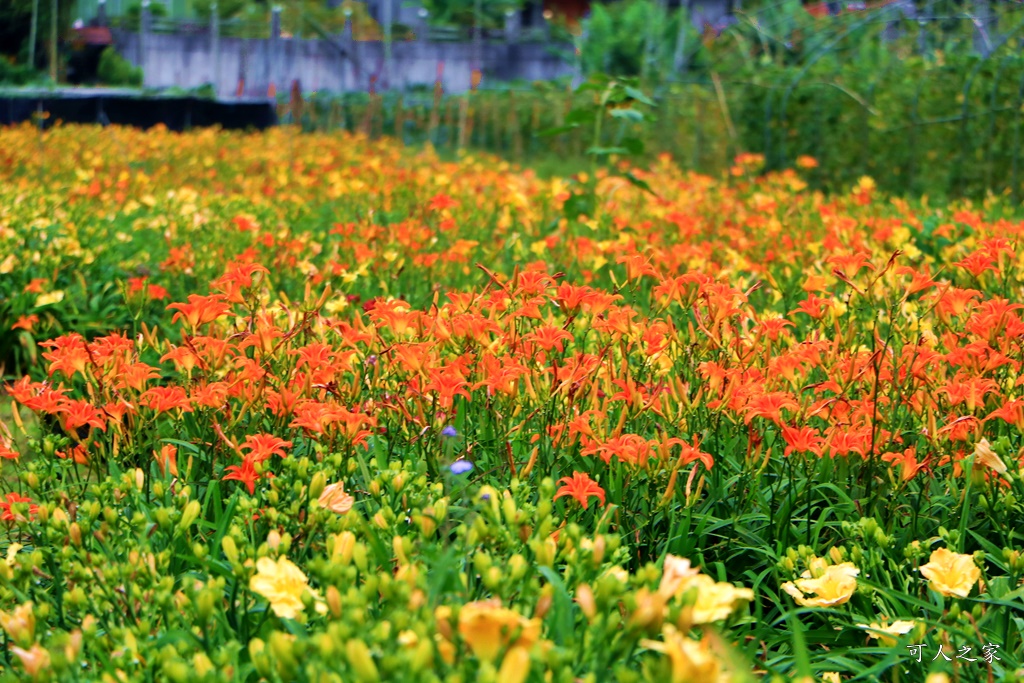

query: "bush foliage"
xmin=96 ymin=47 xmax=143 ymax=87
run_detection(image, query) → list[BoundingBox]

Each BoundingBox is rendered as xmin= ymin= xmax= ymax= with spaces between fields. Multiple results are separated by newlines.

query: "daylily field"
xmin=2 ymin=123 xmax=1024 ymax=683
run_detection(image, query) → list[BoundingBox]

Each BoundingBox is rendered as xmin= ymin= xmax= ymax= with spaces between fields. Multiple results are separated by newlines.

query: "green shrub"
xmin=0 ymin=56 xmax=39 ymax=85
xmin=580 ymin=0 xmax=694 ymax=79
xmin=96 ymin=47 xmax=143 ymax=87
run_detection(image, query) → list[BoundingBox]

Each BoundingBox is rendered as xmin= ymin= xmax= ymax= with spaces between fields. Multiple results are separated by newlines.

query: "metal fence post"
xmin=140 ymin=0 xmax=151 ymax=82
xmin=343 ymin=6 xmax=355 ymax=88
xmin=28 ymin=0 xmax=38 ymax=71
xmin=210 ymin=3 xmax=220 ymax=96
xmin=473 ymin=0 xmax=482 ymax=73
xmin=416 ymin=7 xmax=428 ymax=42
xmin=504 ymin=8 xmax=520 ymax=43
xmin=673 ymin=0 xmax=692 ymax=75
xmin=382 ymin=0 xmax=393 ymax=89
xmin=269 ymin=5 xmax=282 ymax=96
xmin=972 ymin=0 xmax=994 ymax=56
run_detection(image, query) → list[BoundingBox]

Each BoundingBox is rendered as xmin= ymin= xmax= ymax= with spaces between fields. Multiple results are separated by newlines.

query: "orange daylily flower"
xmin=11 ymin=315 xmax=38 ymax=332
xmin=554 ymin=471 xmax=606 ymax=510
xmin=167 ymin=294 xmax=231 ymax=331
xmin=240 ymin=434 xmax=293 ymax=462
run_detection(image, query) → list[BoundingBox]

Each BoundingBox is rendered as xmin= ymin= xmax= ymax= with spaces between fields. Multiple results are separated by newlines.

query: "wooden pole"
xmin=382 ymin=0 xmax=393 ymax=89
xmin=29 ymin=0 xmax=40 ymax=69
xmin=473 ymin=0 xmax=482 ymax=72
xmin=211 ymin=3 xmax=220 ymax=96
xmin=49 ymin=0 xmax=58 ymax=82
xmin=673 ymin=0 xmax=692 ymax=75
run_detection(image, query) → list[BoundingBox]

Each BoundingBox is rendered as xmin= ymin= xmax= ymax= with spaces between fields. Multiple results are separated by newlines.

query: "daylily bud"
xmin=222 ymin=536 xmax=239 ymax=564
xmin=508 ymin=554 xmax=527 ymax=581
xmin=484 ymin=566 xmax=502 ymax=590
xmin=415 ymin=510 xmax=437 ymax=538
xmin=474 ymin=551 xmax=492 ymax=575
xmin=197 ymin=590 xmax=215 ymax=621
xmin=163 ymin=660 xmax=190 ymax=683
xmin=269 ymin=632 xmax=298 ymax=678
xmin=11 ymin=644 xmax=50 ymax=680
xmin=327 ymin=586 xmax=342 ymax=618
xmin=498 ymin=646 xmax=531 ymax=683
xmin=67 ymin=587 xmax=87 ymax=608
xmin=433 ymin=498 xmax=448 ymax=522
xmin=592 ymin=535 xmax=606 ymax=566
xmin=69 ymin=522 xmax=82 ymax=547
xmin=354 ymin=543 xmax=368 ymax=572
xmin=156 ymin=508 xmax=171 ymax=530
xmin=436 ymin=636 xmax=456 ymax=665
xmin=530 ymin=537 xmax=557 ymax=568
xmin=345 ymin=639 xmax=380 ymax=682
xmin=435 ymin=606 xmax=453 ymax=640
xmin=65 ymin=630 xmax=83 ymax=663
xmin=393 ymin=536 xmax=408 ymax=565
xmin=534 ymin=585 xmax=554 ymax=620
xmin=0 ymin=602 xmax=35 ymax=646
xmin=193 ymin=653 xmax=214 ymax=677
xmin=309 ymin=472 xmax=326 ymax=501
xmin=317 ymin=633 xmax=335 ymax=658
xmin=411 ymin=639 xmax=434 ymax=671
xmin=576 ymin=584 xmax=597 ymax=622
xmin=502 ymin=496 xmax=518 ymax=526
xmin=333 ymin=531 xmax=356 ymax=565
xmin=179 ymin=500 xmax=201 ymax=532
xmin=249 ymin=638 xmax=272 ymax=677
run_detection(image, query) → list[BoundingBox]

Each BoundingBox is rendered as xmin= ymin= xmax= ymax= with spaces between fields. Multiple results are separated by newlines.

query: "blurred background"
xmin=3 ymin=0 xmax=1024 ymax=199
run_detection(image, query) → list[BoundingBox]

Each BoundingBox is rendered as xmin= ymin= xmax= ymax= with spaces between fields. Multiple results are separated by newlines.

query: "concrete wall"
xmin=115 ymin=31 xmax=574 ymax=96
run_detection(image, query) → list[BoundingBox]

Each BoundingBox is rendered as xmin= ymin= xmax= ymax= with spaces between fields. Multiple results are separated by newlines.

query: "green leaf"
xmin=609 ymin=107 xmax=644 ymax=122
xmin=536 ymin=124 xmax=579 ymax=137
xmin=623 ymin=86 xmax=655 ymax=106
xmin=562 ymin=192 xmax=596 ymax=220
xmin=585 ymin=146 xmax=629 ymax=157
xmin=620 ymin=137 xmax=645 ymax=156
xmin=565 ymin=108 xmax=595 ymax=126
xmin=537 ymin=566 xmax=576 ymax=646
xmin=786 ymin=610 xmax=813 ymax=679
xmin=623 ymin=171 xmax=657 ymax=196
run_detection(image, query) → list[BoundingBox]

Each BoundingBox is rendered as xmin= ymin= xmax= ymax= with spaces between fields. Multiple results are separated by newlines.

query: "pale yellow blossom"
xmin=919 ymin=548 xmax=980 ymax=598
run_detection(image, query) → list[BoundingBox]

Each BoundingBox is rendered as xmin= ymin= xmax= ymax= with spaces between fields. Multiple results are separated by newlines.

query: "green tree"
xmin=417 ymin=0 xmax=525 ymax=28
xmin=0 ymin=0 xmax=74 ymax=69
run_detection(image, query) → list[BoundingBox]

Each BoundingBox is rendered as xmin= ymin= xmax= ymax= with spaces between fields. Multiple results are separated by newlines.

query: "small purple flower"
xmin=441 ymin=425 xmax=458 ymax=438
xmin=449 ymin=459 xmax=473 ymax=475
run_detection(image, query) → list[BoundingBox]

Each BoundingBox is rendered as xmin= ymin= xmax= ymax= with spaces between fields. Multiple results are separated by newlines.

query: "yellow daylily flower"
xmin=782 ymin=562 xmax=859 ymax=608
xmin=919 ymin=548 xmax=980 ymax=598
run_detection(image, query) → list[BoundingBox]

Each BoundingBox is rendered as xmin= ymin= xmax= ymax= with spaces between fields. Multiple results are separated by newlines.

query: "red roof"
xmin=804 ymin=0 xmax=898 ymax=17
xmin=71 ymin=26 xmax=113 ymax=46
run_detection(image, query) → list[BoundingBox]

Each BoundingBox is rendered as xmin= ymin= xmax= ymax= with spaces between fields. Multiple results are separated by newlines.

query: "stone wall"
xmin=115 ymin=31 xmax=574 ymax=96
